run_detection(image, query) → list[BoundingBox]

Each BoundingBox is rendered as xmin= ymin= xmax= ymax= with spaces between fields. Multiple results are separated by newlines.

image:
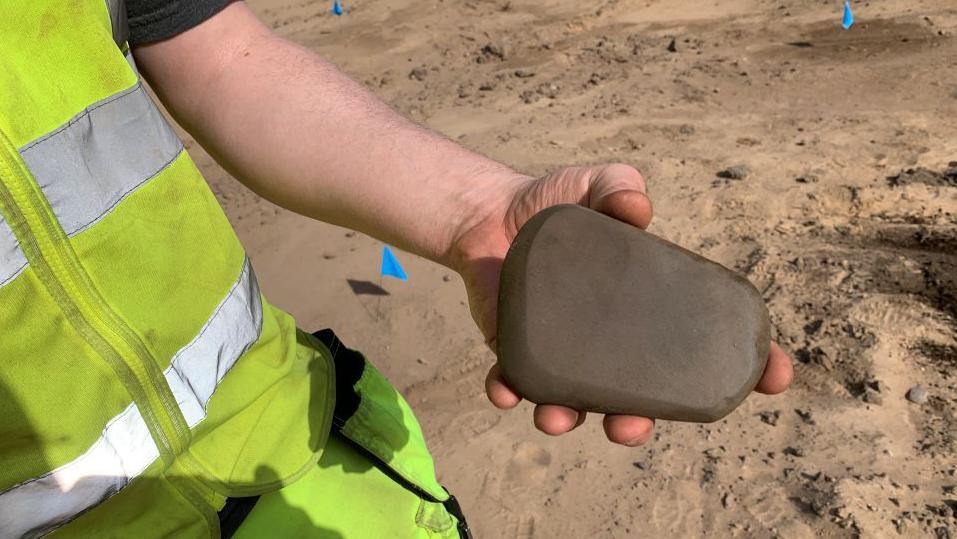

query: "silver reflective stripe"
xmin=0 ymin=259 xmax=262 ymax=538
xmin=166 ymin=261 xmax=264 ymax=428
xmin=0 ymin=405 xmax=157 ymax=539
xmin=19 ymin=82 xmax=183 ymax=237
xmin=0 ymin=66 xmax=173 ymax=291
xmin=105 ymin=0 xmax=129 ymax=47
xmin=0 ymin=219 xmax=26 ymax=287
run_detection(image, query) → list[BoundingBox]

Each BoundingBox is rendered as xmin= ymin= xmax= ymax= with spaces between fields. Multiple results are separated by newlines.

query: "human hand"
xmin=450 ymin=164 xmax=793 ymax=446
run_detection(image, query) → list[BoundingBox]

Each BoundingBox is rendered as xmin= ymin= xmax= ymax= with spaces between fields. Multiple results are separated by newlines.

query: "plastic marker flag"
xmin=381 ymin=246 xmax=408 ymax=281
xmin=842 ymin=1 xmax=854 ymax=29
xmin=332 ymin=0 xmax=343 ymax=16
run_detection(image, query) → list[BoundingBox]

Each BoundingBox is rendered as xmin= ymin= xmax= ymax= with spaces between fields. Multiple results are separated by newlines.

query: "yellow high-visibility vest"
xmin=0 ymin=1 xmax=337 ymax=536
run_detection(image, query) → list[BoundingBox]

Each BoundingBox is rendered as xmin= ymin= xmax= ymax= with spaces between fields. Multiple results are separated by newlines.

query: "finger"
xmin=754 ymin=342 xmax=793 ymax=395
xmin=534 ymin=404 xmax=582 ymax=436
xmin=485 ymin=365 xmax=522 ymax=409
xmin=602 ymin=415 xmax=655 ymax=446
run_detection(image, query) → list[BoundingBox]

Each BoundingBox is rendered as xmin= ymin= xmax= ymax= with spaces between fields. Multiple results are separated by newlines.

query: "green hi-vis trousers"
xmin=223 ymin=330 xmax=471 ymax=539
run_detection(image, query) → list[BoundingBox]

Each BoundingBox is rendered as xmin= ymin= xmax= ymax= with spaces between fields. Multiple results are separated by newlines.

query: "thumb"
xmin=587 ymin=164 xmax=654 ymax=230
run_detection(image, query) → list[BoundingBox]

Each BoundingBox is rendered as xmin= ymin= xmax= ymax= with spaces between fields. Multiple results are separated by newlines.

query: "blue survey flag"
xmin=842 ymin=1 xmax=854 ymax=29
xmin=332 ymin=0 xmax=343 ymax=16
xmin=380 ymin=246 xmax=408 ymax=281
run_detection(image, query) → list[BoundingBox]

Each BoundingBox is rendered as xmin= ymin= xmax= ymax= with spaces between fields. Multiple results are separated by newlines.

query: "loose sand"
xmin=180 ymin=1 xmax=957 ymax=536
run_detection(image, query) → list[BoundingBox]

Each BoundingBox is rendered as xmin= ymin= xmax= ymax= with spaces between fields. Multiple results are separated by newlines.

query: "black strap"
xmin=217 ymin=495 xmax=260 ymax=539
xmin=316 ymin=330 xmax=472 ymax=538
xmin=442 ymin=493 xmax=474 ymax=539
xmin=313 ymin=329 xmax=364 ymax=432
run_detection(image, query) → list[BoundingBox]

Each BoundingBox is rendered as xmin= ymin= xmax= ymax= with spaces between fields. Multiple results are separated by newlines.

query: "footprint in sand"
xmin=649 ymin=480 xmax=704 ymax=536
xmin=458 ymin=410 xmax=503 ymax=438
xmin=743 ymin=484 xmax=809 ymax=536
xmin=502 ymin=513 xmax=536 ymax=539
xmin=504 ymin=442 xmax=551 ymax=487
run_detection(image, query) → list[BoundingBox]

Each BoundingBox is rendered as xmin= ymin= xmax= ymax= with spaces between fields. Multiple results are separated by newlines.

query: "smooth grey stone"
xmin=496 ymin=205 xmax=770 ymax=423
xmin=906 ymin=385 xmax=928 ymax=405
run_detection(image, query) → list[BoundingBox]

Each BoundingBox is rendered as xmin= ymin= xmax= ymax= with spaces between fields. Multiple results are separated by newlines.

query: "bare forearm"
xmin=135 ymin=3 xmax=525 ymax=265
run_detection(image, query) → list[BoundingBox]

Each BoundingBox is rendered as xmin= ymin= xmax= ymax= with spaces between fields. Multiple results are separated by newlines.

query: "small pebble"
xmin=322 ymin=253 xmax=336 ymax=260
xmin=538 ymin=83 xmax=560 ymax=98
xmin=442 ymin=274 xmax=453 ymax=282
xmin=803 ymin=319 xmax=823 ymax=335
xmin=483 ymin=43 xmax=506 ymax=59
xmin=717 ymin=164 xmax=750 ymax=180
xmin=795 ymin=408 xmax=815 ymax=425
xmin=758 ymin=410 xmax=780 ymax=426
xmin=409 ymin=67 xmax=428 ymax=81
xmin=783 ymin=446 xmax=805 ymax=457
xmin=906 ymin=385 xmax=928 ymax=405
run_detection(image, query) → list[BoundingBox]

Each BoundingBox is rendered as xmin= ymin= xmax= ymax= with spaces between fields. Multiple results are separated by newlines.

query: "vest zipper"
xmin=0 ymin=127 xmax=189 ymax=464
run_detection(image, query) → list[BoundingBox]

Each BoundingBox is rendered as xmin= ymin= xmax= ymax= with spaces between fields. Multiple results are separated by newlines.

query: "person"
xmin=0 ymin=1 xmax=793 ymax=537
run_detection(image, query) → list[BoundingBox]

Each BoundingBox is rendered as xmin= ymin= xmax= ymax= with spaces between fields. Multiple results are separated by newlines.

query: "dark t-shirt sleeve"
xmin=126 ymin=0 xmax=230 ymax=45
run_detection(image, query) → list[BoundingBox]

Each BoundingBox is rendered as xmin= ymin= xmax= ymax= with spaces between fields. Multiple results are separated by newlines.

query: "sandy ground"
xmin=180 ymin=1 xmax=957 ymax=536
